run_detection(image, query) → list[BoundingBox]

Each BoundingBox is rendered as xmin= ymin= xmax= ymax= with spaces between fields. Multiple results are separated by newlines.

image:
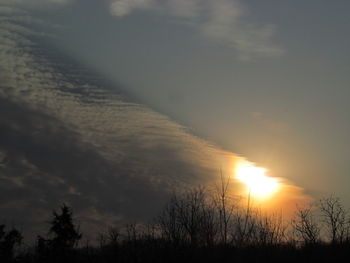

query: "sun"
xmin=235 ymin=161 xmax=280 ymax=200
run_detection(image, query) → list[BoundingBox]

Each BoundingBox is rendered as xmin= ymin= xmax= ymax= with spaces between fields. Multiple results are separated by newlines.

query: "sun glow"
xmin=235 ymin=161 xmax=280 ymax=200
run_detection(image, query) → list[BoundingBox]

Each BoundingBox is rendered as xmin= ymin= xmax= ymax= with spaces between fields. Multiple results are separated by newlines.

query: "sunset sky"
xmin=1 ymin=0 xmax=349 ymax=241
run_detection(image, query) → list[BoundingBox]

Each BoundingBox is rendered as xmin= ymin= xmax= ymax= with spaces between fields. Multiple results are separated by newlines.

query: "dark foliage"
xmin=35 ymin=204 xmax=82 ymax=262
xmin=0 ymin=224 xmax=22 ymax=262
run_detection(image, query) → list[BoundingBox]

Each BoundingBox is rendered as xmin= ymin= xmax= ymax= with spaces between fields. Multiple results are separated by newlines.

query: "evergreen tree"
xmin=49 ymin=204 xmax=82 ymax=250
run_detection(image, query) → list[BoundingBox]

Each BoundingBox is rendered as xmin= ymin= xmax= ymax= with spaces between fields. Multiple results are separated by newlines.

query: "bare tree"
xmin=176 ymin=187 xmax=209 ymax=246
xmin=157 ymin=194 xmax=186 ymax=245
xmin=125 ymin=223 xmax=138 ymax=243
xmin=199 ymin=200 xmax=218 ymax=247
xmin=252 ymin=213 xmax=286 ymax=246
xmin=139 ymin=222 xmax=157 ymax=241
xmin=319 ymin=196 xmax=349 ymax=244
xmin=107 ymin=227 xmax=120 ymax=244
xmin=157 ymin=187 xmax=218 ymax=247
xmin=291 ymin=204 xmax=320 ymax=245
xmin=231 ymin=206 xmax=257 ymax=246
xmin=97 ymin=232 xmax=107 ymax=248
xmin=213 ymin=170 xmax=235 ymax=245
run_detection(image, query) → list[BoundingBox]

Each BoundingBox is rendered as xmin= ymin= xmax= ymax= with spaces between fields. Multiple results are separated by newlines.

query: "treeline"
xmin=2 ymin=186 xmax=350 ymax=262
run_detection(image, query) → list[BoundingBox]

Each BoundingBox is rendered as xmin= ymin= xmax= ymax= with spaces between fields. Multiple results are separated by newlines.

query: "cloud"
xmin=1 ymin=0 xmax=284 ymax=60
xmin=0 ymin=6 xmax=303 ymax=243
xmin=109 ymin=0 xmax=284 ymax=60
xmin=0 ymin=7 xmax=238 ymax=241
xmin=0 ymin=0 xmax=71 ymax=4
xmin=110 ymin=0 xmax=156 ymax=17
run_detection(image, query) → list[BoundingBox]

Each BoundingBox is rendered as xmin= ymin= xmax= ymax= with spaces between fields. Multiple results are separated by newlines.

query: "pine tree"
xmin=48 ymin=204 xmax=82 ymax=251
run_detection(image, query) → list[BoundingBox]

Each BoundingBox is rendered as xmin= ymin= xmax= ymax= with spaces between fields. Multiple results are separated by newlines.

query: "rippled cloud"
xmin=0 ymin=5 xmax=305 ymax=242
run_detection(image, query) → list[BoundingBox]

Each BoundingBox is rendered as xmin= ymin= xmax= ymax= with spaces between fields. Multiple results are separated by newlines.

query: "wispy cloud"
xmin=110 ymin=0 xmax=156 ymax=17
xmin=109 ymin=0 xmax=284 ymax=60
xmin=1 ymin=0 xmax=284 ymax=60
xmin=0 ymin=0 xmax=72 ymax=4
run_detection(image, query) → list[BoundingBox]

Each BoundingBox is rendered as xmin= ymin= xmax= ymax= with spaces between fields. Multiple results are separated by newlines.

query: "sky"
xmin=0 ymin=0 xmax=349 ymax=241
xmin=46 ymin=0 xmax=350 ymax=195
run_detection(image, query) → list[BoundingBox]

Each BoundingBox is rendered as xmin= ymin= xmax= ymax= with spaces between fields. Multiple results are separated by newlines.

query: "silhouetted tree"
xmin=291 ymin=204 xmax=320 ymax=245
xmin=231 ymin=205 xmax=257 ymax=246
xmin=125 ymin=223 xmax=138 ymax=243
xmin=107 ymin=227 xmax=120 ymax=244
xmin=0 ymin=224 xmax=23 ymax=261
xmin=49 ymin=204 xmax=82 ymax=250
xmin=213 ymin=170 xmax=235 ymax=245
xmin=157 ymin=187 xmax=218 ymax=247
xmin=176 ymin=187 xmax=217 ymax=247
xmin=36 ymin=203 xmax=82 ymax=262
xmin=319 ymin=196 xmax=349 ymax=244
xmin=157 ymin=194 xmax=186 ymax=245
xmin=251 ymin=212 xmax=286 ymax=246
